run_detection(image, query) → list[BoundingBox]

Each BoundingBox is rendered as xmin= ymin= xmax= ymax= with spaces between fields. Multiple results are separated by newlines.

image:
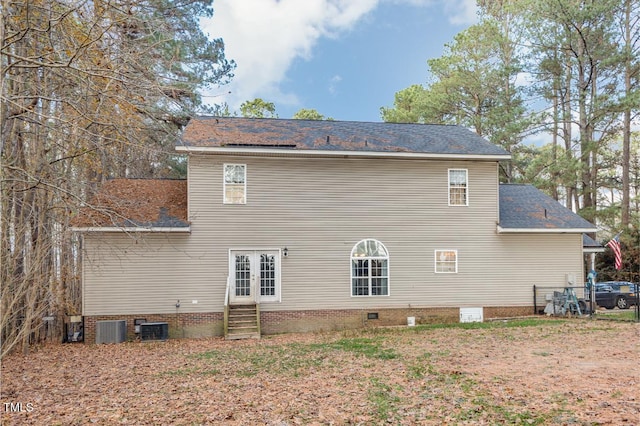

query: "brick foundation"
xmin=84 ymin=306 xmax=534 ymax=343
xmin=259 ymin=306 xmax=534 ymax=335
xmin=84 ymin=312 xmax=224 ymax=343
xmin=483 ymin=306 xmax=533 ymax=319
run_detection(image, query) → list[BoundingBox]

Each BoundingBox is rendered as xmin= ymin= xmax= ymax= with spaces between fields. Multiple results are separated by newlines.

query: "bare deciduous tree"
xmin=1 ymin=0 xmax=234 ymax=357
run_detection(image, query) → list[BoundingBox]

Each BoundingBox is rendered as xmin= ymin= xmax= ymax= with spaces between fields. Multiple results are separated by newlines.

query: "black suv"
xmin=595 ymin=281 xmax=638 ymax=310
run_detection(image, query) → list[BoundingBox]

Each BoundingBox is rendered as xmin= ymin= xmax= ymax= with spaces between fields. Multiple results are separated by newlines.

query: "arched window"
xmin=351 ymin=239 xmax=389 ymax=296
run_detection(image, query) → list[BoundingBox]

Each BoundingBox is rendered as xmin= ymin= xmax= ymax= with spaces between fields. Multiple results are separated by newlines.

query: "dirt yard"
xmin=1 ymin=319 xmax=638 ymax=425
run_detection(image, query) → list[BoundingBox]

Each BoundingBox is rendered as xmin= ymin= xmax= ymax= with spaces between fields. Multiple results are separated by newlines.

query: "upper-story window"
xmin=351 ymin=239 xmax=389 ymax=296
xmin=448 ymin=169 xmax=468 ymax=206
xmin=224 ymin=164 xmax=246 ymax=204
xmin=435 ymin=250 xmax=458 ymax=273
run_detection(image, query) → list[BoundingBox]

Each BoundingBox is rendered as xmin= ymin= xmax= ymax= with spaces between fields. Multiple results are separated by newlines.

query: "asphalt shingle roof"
xmin=180 ymin=117 xmax=511 ymax=157
xmin=582 ymin=234 xmax=603 ymax=249
xmin=499 ymin=184 xmax=596 ymax=231
xmin=72 ymin=179 xmax=188 ymax=229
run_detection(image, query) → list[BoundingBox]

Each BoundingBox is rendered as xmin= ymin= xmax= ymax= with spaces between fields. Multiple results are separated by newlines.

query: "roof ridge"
xmin=180 ymin=117 xmax=511 ymax=158
xmin=191 ymin=115 xmax=464 ymax=127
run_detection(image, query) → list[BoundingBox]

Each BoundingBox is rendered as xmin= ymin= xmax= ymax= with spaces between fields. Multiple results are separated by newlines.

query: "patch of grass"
xmin=367 ymin=378 xmax=401 ymax=422
xmin=549 ymin=392 xmax=569 ymax=408
xmin=435 ymin=349 xmax=451 ymax=357
xmin=158 ymin=367 xmax=218 ymax=377
xmin=192 ymin=344 xmax=328 ymax=377
xmin=312 ymin=337 xmax=398 ymax=360
xmin=406 ymin=351 xmax=436 ymax=379
xmin=406 ymin=363 xmax=430 ymax=379
xmin=415 ymin=318 xmax=566 ymax=331
xmin=182 ymin=336 xmax=396 ymax=378
xmin=433 ymin=368 xmax=474 ymax=388
xmin=596 ymin=310 xmax=640 ymax=321
xmin=358 ymin=318 xmax=568 ymax=335
xmin=459 ymin=397 xmax=556 ymax=425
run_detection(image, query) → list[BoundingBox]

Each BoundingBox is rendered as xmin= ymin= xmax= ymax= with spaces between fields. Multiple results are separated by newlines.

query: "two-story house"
xmin=73 ymin=117 xmax=597 ymax=342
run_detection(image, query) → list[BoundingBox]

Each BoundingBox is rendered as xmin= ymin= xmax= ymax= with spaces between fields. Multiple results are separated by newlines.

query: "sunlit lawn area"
xmin=2 ymin=318 xmax=638 ymax=425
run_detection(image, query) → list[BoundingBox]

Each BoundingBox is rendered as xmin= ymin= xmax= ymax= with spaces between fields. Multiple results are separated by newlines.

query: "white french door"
xmin=229 ymin=250 xmax=280 ymax=304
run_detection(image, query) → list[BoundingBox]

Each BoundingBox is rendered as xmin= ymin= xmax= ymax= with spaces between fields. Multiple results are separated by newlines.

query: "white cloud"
xmin=200 ymin=0 xmax=379 ymax=110
xmin=199 ymin=0 xmax=477 ymax=114
xmin=328 ymin=75 xmax=342 ymax=95
xmin=442 ymin=0 xmax=478 ymax=25
xmin=514 ymin=72 xmax=534 ymax=88
xmin=387 ymin=0 xmax=477 ymax=24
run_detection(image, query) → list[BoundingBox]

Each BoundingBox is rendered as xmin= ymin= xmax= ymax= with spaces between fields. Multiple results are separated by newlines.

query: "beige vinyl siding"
xmin=187 ymin=155 xmax=582 ymax=310
xmin=82 ymin=154 xmax=585 ymax=315
xmin=82 ymin=233 xmax=214 ymax=316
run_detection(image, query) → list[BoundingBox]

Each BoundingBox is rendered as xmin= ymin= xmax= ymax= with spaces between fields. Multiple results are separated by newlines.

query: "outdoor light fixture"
xmin=283 ymin=247 xmax=288 ymax=257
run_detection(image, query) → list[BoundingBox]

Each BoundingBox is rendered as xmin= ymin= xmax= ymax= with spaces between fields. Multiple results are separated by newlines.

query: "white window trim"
xmin=434 ymin=249 xmax=458 ymax=274
xmin=448 ymin=168 xmax=468 ymax=206
xmin=350 ymin=239 xmax=390 ymax=297
xmin=223 ymin=163 xmax=246 ymax=204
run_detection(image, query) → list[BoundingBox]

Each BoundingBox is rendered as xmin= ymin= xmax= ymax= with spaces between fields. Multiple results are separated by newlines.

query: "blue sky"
xmin=200 ymin=0 xmax=478 ymax=122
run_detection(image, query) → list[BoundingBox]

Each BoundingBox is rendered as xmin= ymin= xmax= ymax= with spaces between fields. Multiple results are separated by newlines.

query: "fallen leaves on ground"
xmin=1 ymin=319 xmax=639 ymax=425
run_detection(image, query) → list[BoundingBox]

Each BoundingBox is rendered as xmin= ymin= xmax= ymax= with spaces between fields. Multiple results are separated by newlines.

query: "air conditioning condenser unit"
xmin=140 ymin=322 xmax=169 ymax=341
xmin=95 ymin=320 xmax=127 ymax=344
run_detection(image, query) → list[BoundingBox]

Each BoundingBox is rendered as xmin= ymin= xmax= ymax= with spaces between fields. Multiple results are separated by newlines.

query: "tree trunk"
xmin=621 ymin=0 xmax=633 ymax=228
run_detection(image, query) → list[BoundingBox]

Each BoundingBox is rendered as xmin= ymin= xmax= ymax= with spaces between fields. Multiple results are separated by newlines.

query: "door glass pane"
xmin=235 ymin=255 xmax=251 ymax=296
xmin=260 ymin=254 xmax=276 ymax=296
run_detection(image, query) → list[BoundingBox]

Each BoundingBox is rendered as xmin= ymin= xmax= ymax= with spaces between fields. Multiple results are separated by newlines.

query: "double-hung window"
xmin=224 ymin=164 xmax=246 ymax=204
xmin=351 ymin=239 xmax=389 ymax=296
xmin=435 ymin=250 xmax=458 ymax=273
xmin=448 ymin=169 xmax=468 ymax=206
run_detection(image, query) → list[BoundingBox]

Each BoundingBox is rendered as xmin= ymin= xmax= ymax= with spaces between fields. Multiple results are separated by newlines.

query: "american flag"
xmin=606 ymin=233 xmax=622 ymax=270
